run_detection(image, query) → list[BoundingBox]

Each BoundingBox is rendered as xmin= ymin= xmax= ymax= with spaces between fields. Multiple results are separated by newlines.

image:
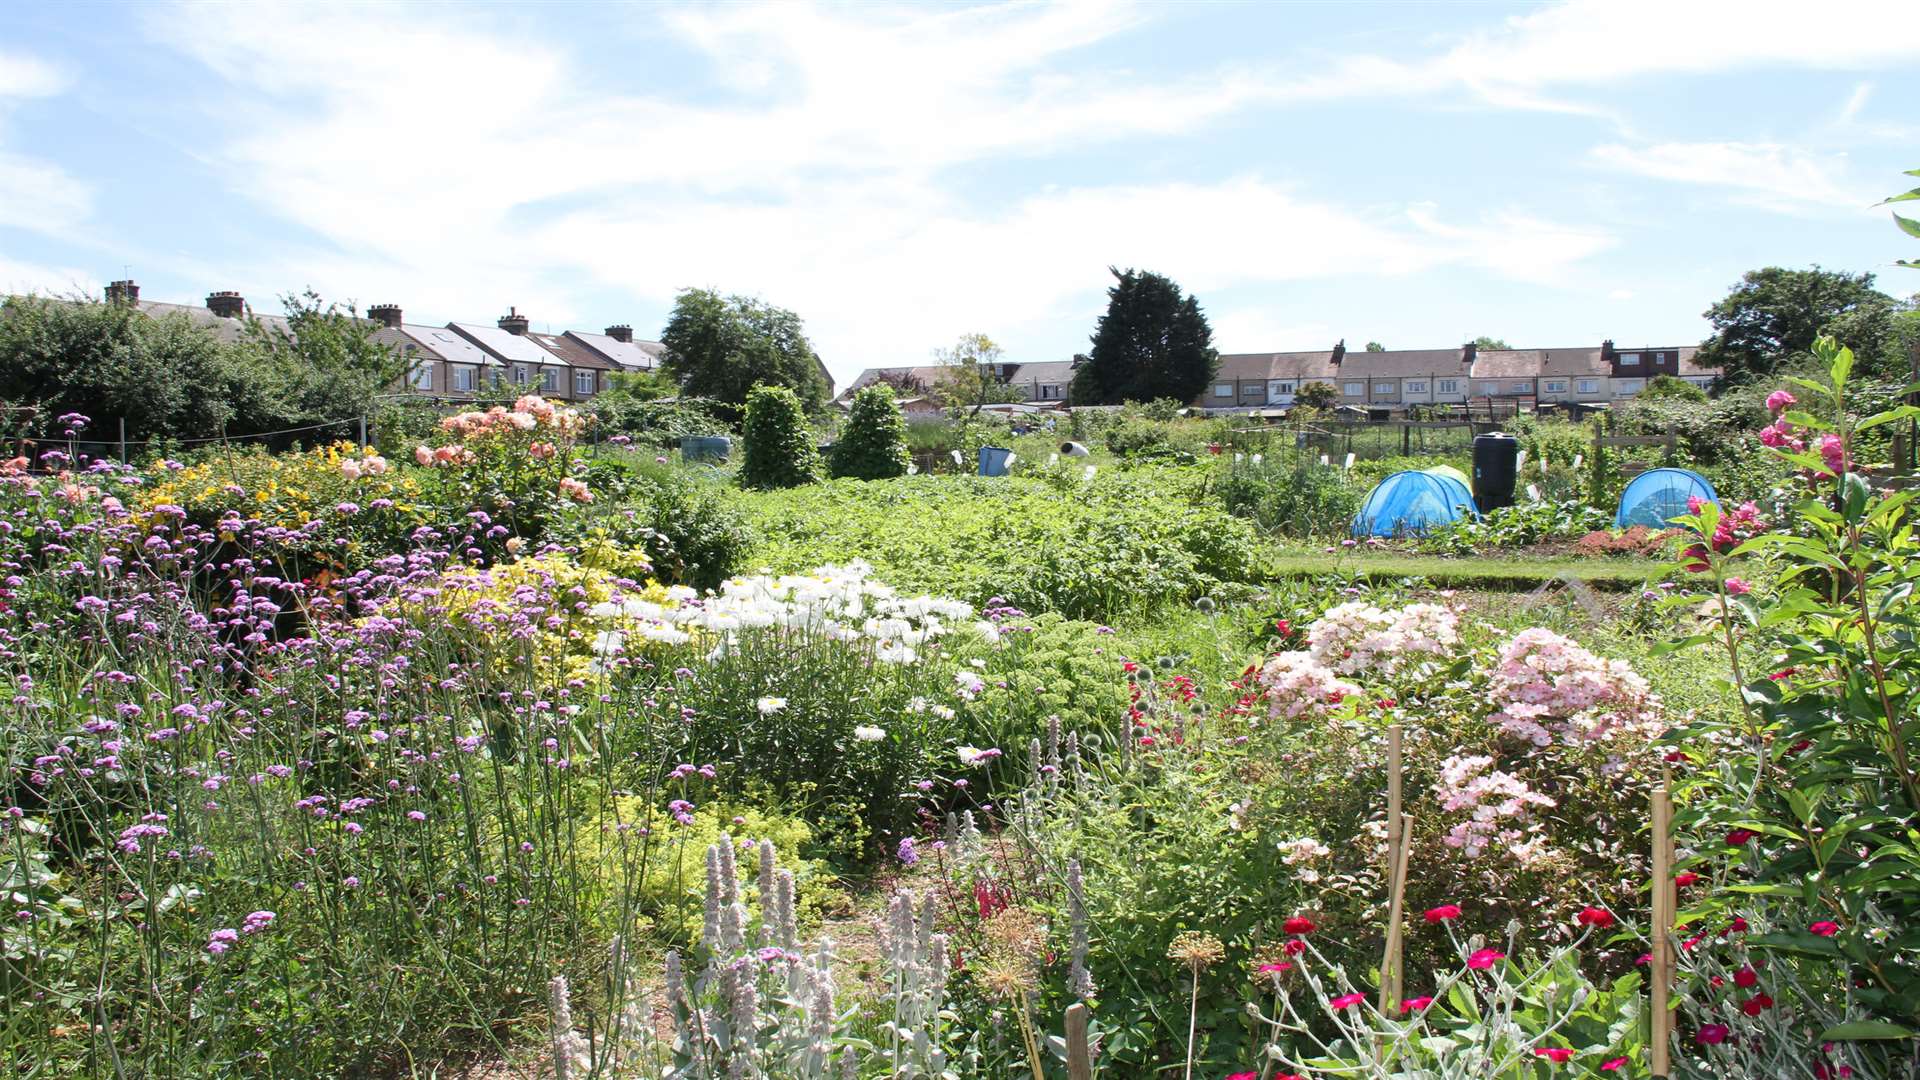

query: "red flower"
xmin=1273 ymin=619 xmax=1292 ymax=637
xmin=1282 ymin=939 xmax=1306 ymax=956
xmin=1576 ymin=906 xmax=1615 ymax=929
xmin=1721 ymin=916 xmax=1748 ymax=936
xmin=1635 ymin=952 xmax=1651 ymax=967
xmin=1810 ymin=920 xmax=1840 ymax=937
xmin=1767 ymin=667 xmax=1798 ymax=681
xmin=1534 ymin=1048 xmax=1573 ymax=1063
xmin=1376 ymin=697 xmax=1397 ymax=709
xmin=1424 ymin=904 xmax=1462 ymax=923
xmin=1601 ymin=1058 xmax=1629 ymax=1071
xmin=1740 ymin=993 xmax=1774 ymax=1016
xmin=1400 ymin=995 xmax=1433 ymax=1014
xmin=1466 ymin=948 xmax=1505 ymax=970
xmin=1733 ymin=965 xmax=1758 ymax=988
xmin=1257 ymin=961 xmax=1292 ymax=975
xmin=1696 ymin=1023 xmax=1730 ymax=1045
xmin=1225 ymin=1074 xmax=1258 ymax=1080
xmin=1674 ymin=871 xmax=1699 ymax=887
xmin=1725 ymin=828 xmax=1757 ymax=846
xmin=1283 ymin=915 xmax=1317 ymax=936
xmin=1330 ymin=992 xmax=1365 ymax=1009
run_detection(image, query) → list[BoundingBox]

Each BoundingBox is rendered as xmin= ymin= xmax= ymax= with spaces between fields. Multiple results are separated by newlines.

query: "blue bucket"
xmin=680 ymin=435 xmax=732 ymax=463
xmin=977 ymin=446 xmax=1014 ymax=476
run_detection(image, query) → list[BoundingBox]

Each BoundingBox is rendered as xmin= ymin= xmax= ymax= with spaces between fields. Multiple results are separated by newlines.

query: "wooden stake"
xmin=1379 ymin=725 xmax=1408 ymax=1012
xmin=1650 ymin=785 xmax=1674 ymax=1078
xmin=1065 ymin=1002 xmax=1093 ymax=1080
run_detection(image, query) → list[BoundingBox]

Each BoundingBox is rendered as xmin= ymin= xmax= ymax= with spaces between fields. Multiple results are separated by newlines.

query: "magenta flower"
xmin=1724 ymin=577 xmax=1752 ymax=596
xmin=1765 ymin=389 xmax=1796 ymax=414
xmin=1329 ymin=992 xmax=1365 ymax=1010
xmin=1466 ymin=948 xmax=1505 ymax=970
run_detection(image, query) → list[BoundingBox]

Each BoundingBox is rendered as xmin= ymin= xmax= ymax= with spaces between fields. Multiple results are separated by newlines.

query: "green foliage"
xmin=1215 ymin=455 xmax=1363 ymax=539
xmin=1363 ymin=341 xmax=1385 ymax=352
xmin=661 ymin=288 xmax=828 ymax=412
xmin=1103 ymin=416 xmax=1174 ymax=457
xmin=929 ymin=333 xmax=1027 ymax=413
xmin=733 ymin=471 xmax=1263 ymax=621
xmin=561 ymin=457 xmax=753 ymax=590
xmin=1698 ymin=266 xmax=1913 ymax=383
xmin=1294 ymin=381 xmax=1340 ymax=409
xmin=829 ymin=385 xmax=911 ymax=480
xmin=1070 ymin=267 xmax=1218 ymax=406
xmin=1642 ymin=374 xmax=1708 ymax=402
xmin=740 ymin=383 xmax=824 ymax=489
xmin=1472 ymin=335 xmax=1510 ymax=350
xmin=1414 ymin=500 xmax=1613 ymax=555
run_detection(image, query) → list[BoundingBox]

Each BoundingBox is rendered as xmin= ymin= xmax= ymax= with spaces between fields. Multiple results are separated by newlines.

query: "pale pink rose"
xmin=529 ymin=441 xmax=556 ymax=460
xmin=339 ymin=459 xmax=362 ymax=480
xmin=414 ymin=445 xmax=434 ymax=467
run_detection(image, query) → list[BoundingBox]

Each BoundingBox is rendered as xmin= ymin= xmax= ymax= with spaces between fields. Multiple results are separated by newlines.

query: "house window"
xmin=1619 ymin=353 xmax=1641 ymax=366
xmin=1654 ymin=352 xmax=1668 ymax=361
xmin=1543 ymin=380 xmax=1566 ymax=393
xmin=1438 ymin=379 xmax=1457 ymax=393
xmin=1343 ymin=382 xmax=1364 ymax=396
xmin=541 ymin=368 xmax=558 ymax=392
xmin=1213 ymin=383 xmax=1234 ymax=398
xmin=1274 ymin=381 xmax=1296 ymax=394
xmin=1406 ymin=381 xmax=1427 ymax=393
xmin=1577 ymin=378 xmax=1598 ymax=394
xmin=1374 ymin=382 xmax=1395 ymax=394
xmin=513 ymin=364 xmax=530 ymax=385
xmin=575 ymin=370 xmax=595 ymax=395
xmin=454 ymin=365 xmax=476 ymax=392
xmin=1615 ymin=378 xmax=1645 ymax=395
xmin=409 ymin=362 xmax=432 ymax=390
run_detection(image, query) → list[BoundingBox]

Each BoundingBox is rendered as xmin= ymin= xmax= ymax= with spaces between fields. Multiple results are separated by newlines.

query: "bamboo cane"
xmin=1378 ymin=725 xmax=1407 ymax=1012
xmin=1379 ymin=814 xmax=1412 ymax=1012
xmin=1065 ymin=1002 xmax=1093 ymax=1080
xmin=1650 ymin=785 xmax=1673 ymax=1078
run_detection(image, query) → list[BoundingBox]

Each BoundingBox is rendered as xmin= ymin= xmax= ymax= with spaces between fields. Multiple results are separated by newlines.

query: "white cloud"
xmin=1589 ymin=141 xmax=1866 ymax=212
xmin=0 ymin=50 xmax=68 ymax=99
xmin=0 ymin=254 xmax=97 ymax=298
xmin=0 ymin=50 xmax=90 ymax=240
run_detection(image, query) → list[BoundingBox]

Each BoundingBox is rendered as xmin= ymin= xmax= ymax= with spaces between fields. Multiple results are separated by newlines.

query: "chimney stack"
xmin=1462 ymin=341 xmax=1478 ymax=363
xmin=207 ymin=291 xmax=245 ymax=319
xmin=1600 ymin=338 xmax=1616 ymax=364
xmin=105 ymin=280 xmax=140 ymax=306
xmin=604 ymin=324 xmax=634 ymax=343
xmin=1331 ymin=338 xmax=1346 ymax=364
xmin=369 ymin=303 xmax=403 ymax=329
xmin=498 ymin=307 xmax=530 ymax=335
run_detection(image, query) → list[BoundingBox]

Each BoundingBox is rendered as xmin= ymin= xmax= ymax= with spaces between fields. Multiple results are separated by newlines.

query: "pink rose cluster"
xmin=1485 ymin=627 xmax=1660 ymax=747
xmin=1256 ymin=651 xmax=1361 ymax=722
xmin=338 ymin=452 xmax=388 ymax=480
xmin=1306 ymin=600 xmax=1459 ymax=678
xmin=413 ymin=444 xmax=476 ymax=468
xmin=438 ymin=395 xmax=585 ymax=439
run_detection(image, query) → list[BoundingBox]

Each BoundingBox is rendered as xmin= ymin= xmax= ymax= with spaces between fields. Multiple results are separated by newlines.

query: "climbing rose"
xmin=1466 ymin=948 xmax=1505 ymax=970
xmin=1283 ymin=915 xmax=1316 ymax=935
xmin=1424 ymin=904 xmax=1462 ymax=923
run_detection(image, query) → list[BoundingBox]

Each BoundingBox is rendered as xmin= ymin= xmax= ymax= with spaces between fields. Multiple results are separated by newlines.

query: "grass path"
xmin=1267 ymin=551 xmax=1665 ymax=589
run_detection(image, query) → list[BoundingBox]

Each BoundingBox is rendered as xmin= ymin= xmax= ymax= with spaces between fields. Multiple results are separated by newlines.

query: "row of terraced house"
xmin=838 ymin=339 xmax=1715 ymax=415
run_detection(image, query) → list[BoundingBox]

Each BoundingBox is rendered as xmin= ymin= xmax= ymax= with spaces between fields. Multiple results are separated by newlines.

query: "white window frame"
xmin=1437 ymin=379 xmax=1457 ymax=393
xmin=1213 ymin=383 xmax=1234 ymax=398
xmin=1474 ymin=382 xmax=1497 ymax=395
xmin=1542 ymin=380 xmax=1567 ymax=393
xmin=409 ymin=361 xmax=432 ymax=390
xmin=1405 ymin=380 xmax=1427 ymax=393
xmin=1619 ymin=353 xmax=1641 ymax=366
xmin=575 ymin=369 xmax=596 ymax=394
xmin=1615 ymin=378 xmax=1645 ymax=395
xmin=1274 ymin=381 xmax=1296 ymax=394
xmin=513 ymin=364 xmax=531 ymax=386
xmin=1511 ymin=381 xmax=1531 ymax=394
xmin=1576 ymin=379 xmax=1598 ymax=394
xmin=541 ymin=368 xmax=559 ymax=392
xmin=1343 ymin=382 xmax=1364 ymax=396
xmin=1373 ymin=382 xmax=1395 ymax=394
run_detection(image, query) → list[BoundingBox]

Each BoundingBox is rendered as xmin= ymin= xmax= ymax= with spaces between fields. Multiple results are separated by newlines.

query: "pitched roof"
xmin=135 ymin=300 xmax=293 ymax=344
xmin=527 ymin=330 xmax=609 ymax=370
xmin=1213 ymin=351 xmax=1339 ymax=382
xmin=1473 ymin=347 xmax=1606 ymax=380
xmin=1342 ymin=348 xmax=1466 ymax=378
xmin=375 ymin=323 xmax=500 ymax=366
xmin=1006 ymin=360 xmax=1076 ymax=385
xmin=449 ymin=322 xmax=570 ymax=367
xmin=840 ymin=365 xmax=950 ymax=398
xmin=564 ymin=330 xmax=659 ymax=371
xmin=1675 ymin=346 xmax=1716 ymax=377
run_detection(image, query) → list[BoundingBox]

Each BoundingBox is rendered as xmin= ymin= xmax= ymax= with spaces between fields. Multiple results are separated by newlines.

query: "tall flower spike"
xmin=717 ymin=834 xmax=739 ymax=906
xmin=1029 ymin=737 xmax=1043 ymax=791
xmin=775 ymin=869 xmax=797 ymax=950
xmin=758 ymin=839 xmax=776 ymax=903
xmin=1047 ymin=715 xmax=1062 ymax=774
xmin=704 ymin=848 xmax=723 ymax=950
xmin=721 ymin=901 xmax=748 ymax=955
xmin=727 ymin=965 xmax=758 ymax=1079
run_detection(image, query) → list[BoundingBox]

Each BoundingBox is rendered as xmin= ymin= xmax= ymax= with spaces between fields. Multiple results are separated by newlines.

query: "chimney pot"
xmin=1462 ymin=341 xmax=1478 ymax=362
xmin=498 ymin=308 xmax=530 ymax=335
xmin=369 ymin=303 xmax=404 ymax=329
xmin=106 ymin=279 xmax=140 ymax=306
xmin=206 ymin=291 xmax=245 ymax=319
xmin=1331 ymin=339 xmax=1346 ymax=364
xmin=605 ymin=324 xmax=634 ymax=343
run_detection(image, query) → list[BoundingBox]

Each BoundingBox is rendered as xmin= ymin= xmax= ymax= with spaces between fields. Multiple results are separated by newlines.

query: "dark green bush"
xmin=1215 ymin=455 xmax=1363 ymax=539
xmin=828 ymin=385 xmax=910 ymax=480
xmin=739 ymin=383 xmax=823 ymax=489
xmin=1103 ymin=416 xmax=1173 ymax=457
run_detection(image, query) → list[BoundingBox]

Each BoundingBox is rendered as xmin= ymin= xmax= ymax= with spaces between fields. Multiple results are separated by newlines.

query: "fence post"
xmin=358 ymin=414 xmax=369 ymax=451
xmin=1650 ymin=784 xmax=1674 ymax=1078
xmin=117 ymin=417 xmax=127 ymax=465
xmin=1065 ymin=1002 xmax=1093 ymax=1080
xmin=1378 ymin=725 xmax=1407 ymax=1012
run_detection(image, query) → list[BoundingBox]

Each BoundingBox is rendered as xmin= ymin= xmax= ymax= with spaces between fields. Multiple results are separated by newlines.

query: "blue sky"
xmin=2 ymin=1 xmax=1916 ymax=386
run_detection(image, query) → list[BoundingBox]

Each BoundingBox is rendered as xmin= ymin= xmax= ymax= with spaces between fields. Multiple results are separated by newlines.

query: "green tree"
xmin=1638 ymin=374 xmax=1707 ymax=403
xmin=1472 ymin=336 xmax=1509 ymax=351
xmin=661 ymin=289 xmax=828 ymax=414
xmin=931 ymin=333 xmax=1026 ymax=415
xmin=829 ymin=384 xmax=910 ymax=480
xmin=1697 ymin=266 xmax=1909 ymax=382
xmin=739 ymin=383 xmax=823 ymax=488
xmin=1364 ymin=341 xmax=1386 ymax=352
xmin=0 ymin=294 xmax=270 ymax=441
xmin=240 ymin=291 xmax=409 ymax=438
xmin=1069 ymin=268 xmax=1218 ymax=405
xmin=1293 ymin=381 xmax=1339 ymax=409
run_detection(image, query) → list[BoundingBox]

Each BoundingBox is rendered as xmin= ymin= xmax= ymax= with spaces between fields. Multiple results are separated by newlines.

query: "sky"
xmin=2 ymin=0 xmax=1917 ymax=388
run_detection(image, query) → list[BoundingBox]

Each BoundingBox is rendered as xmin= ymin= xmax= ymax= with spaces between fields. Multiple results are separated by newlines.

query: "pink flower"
xmin=1766 ymin=389 xmax=1796 ymax=414
xmin=1696 ymin=1023 xmax=1730 ymax=1045
xmin=1810 ymin=920 xmax=1840 ymax=937
xmin=1329 ymin=992 xmax=1365 ymax=1010
xmin=1424 ymin=904 xmax=1462 ymax=923
xmin=414 ymin=445 xmax=434 ymax=467
xmin=1534 ymin=1047 xmax=1573 ymax=1063
xmin=1576 ymin=906 xmax=1615 ymax=929
xmin=1225 ymin=1074 xmax=1259 ymax=1080
xmin=1257 ymin=961 xmax=1292 ymax=975
xmin=1724 ymin=577 xmax=1752 ymax=596
xmin=1675 ymin=871 xmax=1699 ymax=887
xmin=1601 ymin=1058 xmax=1628 ymax=1071
xmin=529 ymin=441 xmax=556 ymax=460
xmin=558 ymin=477 xmax=593 ymax=503
xmin=1400 ymin=995 xmax=1433 ymax=1014
xmin=1818 ymin=434 xmax=1849 ymax=474
xmin=1466 ymin=948 xmax=1505 ymax=970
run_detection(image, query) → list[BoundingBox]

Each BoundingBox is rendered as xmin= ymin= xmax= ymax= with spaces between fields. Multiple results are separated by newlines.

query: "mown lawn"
xmin=1267 ymin=550 xmax=1668 ymax=588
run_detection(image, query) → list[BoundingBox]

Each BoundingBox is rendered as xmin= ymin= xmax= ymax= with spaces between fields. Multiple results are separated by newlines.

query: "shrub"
xmin=740 ymin=384 xmax=823 ymax=488
xmin=1103 ymin=416 xmax=1173 ymax=457
xmin=1215 ymin=455 xmax=1363 ymax=539
xmin=829 ymin=385 xmax=911 ymax=480
xmin=561 ymin=458 xmax=752 ymax=590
